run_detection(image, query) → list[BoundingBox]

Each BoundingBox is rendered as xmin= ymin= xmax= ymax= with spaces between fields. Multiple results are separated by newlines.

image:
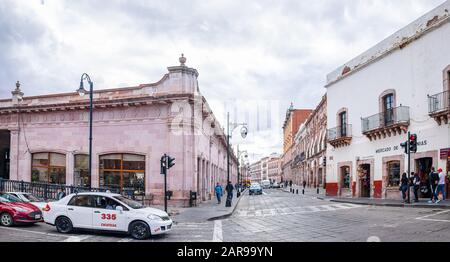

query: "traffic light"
xmin=409 ymin=134 xmax=418 ymax=153
xmin=400 ymin=141 xmax=408 ymax=154
xmin=167 ymin=156 xmax=176 ymax=169
xmin=160 ymin=155 xmax=167 ymax=174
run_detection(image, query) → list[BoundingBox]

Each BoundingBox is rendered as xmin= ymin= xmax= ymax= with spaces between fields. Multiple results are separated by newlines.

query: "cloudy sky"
xmin=0 ymin=0 xmax=446 ymax=162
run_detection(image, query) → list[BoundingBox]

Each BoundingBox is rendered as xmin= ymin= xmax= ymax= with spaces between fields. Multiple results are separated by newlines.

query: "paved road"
xmin=1 ymin=189 xmax=449 ymax=242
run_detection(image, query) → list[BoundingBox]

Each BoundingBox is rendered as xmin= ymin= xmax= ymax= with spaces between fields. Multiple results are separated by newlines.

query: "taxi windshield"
xmin=23 ymin=194 xmax=42 ymax=202
xmin=113 ymin=196 xmax=144 ymax=209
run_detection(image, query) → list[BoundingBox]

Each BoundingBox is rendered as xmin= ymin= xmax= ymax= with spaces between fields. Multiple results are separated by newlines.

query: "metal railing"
xmin=361 ymin=106 xmax=410 ymax=133
xmin=0 ymin=178 xmax=144 ymax=201
xmin=428 ymin=90 xmax=450 ymax=114
xmin=327 ymin=124 xmax=352 ymax=141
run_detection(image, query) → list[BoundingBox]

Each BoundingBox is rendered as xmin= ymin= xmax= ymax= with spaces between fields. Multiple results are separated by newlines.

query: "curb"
xmin=325 ymin=198 xmax=450 ymax=209
xmin=207 ymin=189 xmax=248 ymax=221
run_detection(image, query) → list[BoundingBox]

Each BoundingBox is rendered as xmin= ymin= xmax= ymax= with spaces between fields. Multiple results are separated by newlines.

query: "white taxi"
xmin=43 ymin=192 xmax=173 ymax=240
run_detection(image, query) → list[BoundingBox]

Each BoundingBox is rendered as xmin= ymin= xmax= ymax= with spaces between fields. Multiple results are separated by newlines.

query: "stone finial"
xmin=12 ymin=80 xmax=24 ymax=105
xmin=179 ymin=53 xmax=187 ymax=66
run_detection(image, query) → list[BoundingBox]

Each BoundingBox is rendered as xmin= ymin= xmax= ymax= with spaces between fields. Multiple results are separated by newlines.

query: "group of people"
xmin=400 ymin=167 xmax=447 ymax=203
xmin=214 ymin=181 xmax=235 ymax=205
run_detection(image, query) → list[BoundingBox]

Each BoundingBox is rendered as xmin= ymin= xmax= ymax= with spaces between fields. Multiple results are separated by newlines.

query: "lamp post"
xmin=226 ymin=112 xmax=248 ymax=184
xmin=76 ymin=73 xmax=94 ymax=189
xmin=237 ymin=146 xmax=248 ymax=197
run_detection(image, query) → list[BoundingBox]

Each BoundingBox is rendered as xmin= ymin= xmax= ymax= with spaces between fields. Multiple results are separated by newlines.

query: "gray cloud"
xmin=0 ymin=0 xmax=445 ymax=160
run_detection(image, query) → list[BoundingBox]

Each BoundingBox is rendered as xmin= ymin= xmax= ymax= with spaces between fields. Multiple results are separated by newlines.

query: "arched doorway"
xmin=359 ymin=164 xmax=371 ymax=198
xmin=0 ymin=130 xmax=10 ymax=180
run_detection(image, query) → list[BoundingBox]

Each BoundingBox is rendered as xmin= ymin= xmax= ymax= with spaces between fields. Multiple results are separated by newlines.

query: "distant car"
xmin=271 ymin=182 xmax=280 ymax=188
xmin=0 ymin=193 xmax=43 ymax=227
xmin=261 ymin=180 xmax=271 ymax=189
xmin=7 ymin=192 xmax=47 ymax=211
xmin=43 ymin=192 xmax=173 ymax=240
xmin=249 ymin=183 xmax=263 ymax=195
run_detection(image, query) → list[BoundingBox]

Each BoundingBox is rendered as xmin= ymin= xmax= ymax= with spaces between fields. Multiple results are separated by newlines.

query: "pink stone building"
xmin=0 ymin=57 xmax=238 ymax=206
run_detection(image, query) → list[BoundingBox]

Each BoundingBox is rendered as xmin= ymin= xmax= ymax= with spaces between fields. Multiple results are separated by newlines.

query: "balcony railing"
xmin=428 ymin=90 xmax=450 ymax=114
xmin=327 ymin=125 xmax=352 ymax=148
xmin=327 ymin=125 xmax=352 ymax=141
xmin=361 ymin=106 xmax=410 ymax=134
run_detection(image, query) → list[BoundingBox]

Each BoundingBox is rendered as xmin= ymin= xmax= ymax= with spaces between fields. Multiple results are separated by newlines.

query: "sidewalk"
xmin=169 ymin=190 xmax=247 ymax=223
xmin=319 ymin=196 xmax=450 ymax=209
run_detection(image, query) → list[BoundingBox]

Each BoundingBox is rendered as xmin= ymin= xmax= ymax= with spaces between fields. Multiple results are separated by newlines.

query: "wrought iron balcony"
xmin=428 ymin=90 xmax=450 ymax=125
xmin=327 ymin=125 xmax=352 ymax=148
xmin=361 ymin=106 xmax=410 ymax=141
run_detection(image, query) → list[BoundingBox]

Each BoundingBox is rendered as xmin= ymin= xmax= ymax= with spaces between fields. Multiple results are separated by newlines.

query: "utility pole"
xmin=227 ymin=112 xmax=230 ymax=183
xmin=407 ymin=131 xmax=411 ymax=204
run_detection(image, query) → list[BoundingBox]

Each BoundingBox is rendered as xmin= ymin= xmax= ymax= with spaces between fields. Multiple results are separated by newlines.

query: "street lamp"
xmin=226 ymin=112 xmax=248 ymax=184
xmin=76 ymin=73 xmax=94 ymax=189
xmin=237 ymin=147 xmax=248 ymax=197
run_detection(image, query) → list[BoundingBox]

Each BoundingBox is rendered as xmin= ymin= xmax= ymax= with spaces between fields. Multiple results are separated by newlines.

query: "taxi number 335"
xmin=100 ymin=213 xmax=117 ymax=220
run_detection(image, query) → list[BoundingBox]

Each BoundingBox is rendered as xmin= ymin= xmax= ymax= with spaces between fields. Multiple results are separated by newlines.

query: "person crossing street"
xmin=214 ymin=183 xmax=223 ymax=204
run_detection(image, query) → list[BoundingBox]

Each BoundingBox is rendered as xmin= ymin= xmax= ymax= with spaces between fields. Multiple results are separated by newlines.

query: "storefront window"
xmin=387 ymin=161 xmax=401 ymax=187
xmin=99 ymin=154 xmax=145 ymax=194
xmin=32 ymin=153 xmax=66 ymax=184
xmin=341 ymin=166 xmax=350 ymax=189
xmin=74 ymin=154 xmax=90 ymax=187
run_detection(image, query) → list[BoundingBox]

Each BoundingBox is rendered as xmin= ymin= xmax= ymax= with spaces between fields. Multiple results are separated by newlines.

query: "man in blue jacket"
xmin=214 ymin=183 xmax=223 ymax=204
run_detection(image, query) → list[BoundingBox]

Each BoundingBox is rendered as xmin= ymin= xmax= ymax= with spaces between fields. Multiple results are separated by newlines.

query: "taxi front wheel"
xmin=129 ymin=221 xmax=151 ymax=240
xmin=55 ymin=216 xmax=73 ymax=234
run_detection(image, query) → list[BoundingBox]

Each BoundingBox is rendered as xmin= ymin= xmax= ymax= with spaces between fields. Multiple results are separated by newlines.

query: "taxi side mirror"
xmin=115 ymin=206 xmax=124 ymax=213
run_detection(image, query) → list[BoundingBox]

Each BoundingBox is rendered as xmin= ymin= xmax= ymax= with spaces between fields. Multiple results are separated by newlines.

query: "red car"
xmin=0 ymin=192 xmax=43 ymax=227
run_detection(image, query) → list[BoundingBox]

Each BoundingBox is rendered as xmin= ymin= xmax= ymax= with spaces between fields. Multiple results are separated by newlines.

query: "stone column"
xmin=9 ymin=129 xmax=19 ymax=181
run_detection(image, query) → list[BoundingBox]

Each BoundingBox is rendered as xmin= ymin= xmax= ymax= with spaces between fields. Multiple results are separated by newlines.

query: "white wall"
xmin=326 ymin=20 xmax=450 ymax=184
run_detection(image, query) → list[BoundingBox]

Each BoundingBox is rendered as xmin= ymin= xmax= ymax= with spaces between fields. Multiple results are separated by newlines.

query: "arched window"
xmin=32 ymin=153 xmax=66 ymax=184
xmin=379 ymin=89 xmax=396 ymax=126
xmin=99 ymin=154 xmax=145 ymax=193
xmin=74 ymin=154 xmax=89 ymax=187
xmin=336 ymin=108 xmax=348 ymax=137
xmin=340 ymin=166 xmax=350 ymax=189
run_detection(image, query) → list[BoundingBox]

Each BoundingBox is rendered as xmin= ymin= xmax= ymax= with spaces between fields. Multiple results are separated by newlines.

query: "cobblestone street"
xmin=1 ymin=189 xmax=449 ymax=242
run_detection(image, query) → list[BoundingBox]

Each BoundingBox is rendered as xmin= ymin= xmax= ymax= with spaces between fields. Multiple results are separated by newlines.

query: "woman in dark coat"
xmin=400 ymin=173 xmax=409 ymax=202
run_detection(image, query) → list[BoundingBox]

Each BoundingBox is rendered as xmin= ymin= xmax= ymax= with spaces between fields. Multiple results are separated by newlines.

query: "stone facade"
xmin=0 ymin=57 xmax=238 ymax=207
xmin=292 ymin=95 xmax=327 ymax=189
xmin=281 ymin=105 xmax=312 ymax=182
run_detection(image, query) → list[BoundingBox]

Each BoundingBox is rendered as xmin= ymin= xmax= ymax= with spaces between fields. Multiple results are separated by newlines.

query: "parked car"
xmin=0 ymin=193 xmax=43 ymax=227
xmin=261 ymin=180 xmax=271 ymax=189
xmin=249 ymin=183 xmax=263 ymax=195
xmin=43 ymin=192 xmax=173 ymax=240
xmin=7 ymin=192 xmax=47 ymax=211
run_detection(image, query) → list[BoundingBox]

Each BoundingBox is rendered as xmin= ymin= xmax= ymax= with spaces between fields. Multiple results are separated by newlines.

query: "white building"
xmin=267 ymin=154 xmax=282 ymax=183
xmin=326 ymin=2 xmax=450 ymax=199
xmin=250 ymin=160 xmax=262 ymax=183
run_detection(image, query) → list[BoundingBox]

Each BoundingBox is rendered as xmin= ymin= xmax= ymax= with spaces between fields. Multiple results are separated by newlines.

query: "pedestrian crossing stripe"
xmin=234 ymin=203 xmax=362 ymax=217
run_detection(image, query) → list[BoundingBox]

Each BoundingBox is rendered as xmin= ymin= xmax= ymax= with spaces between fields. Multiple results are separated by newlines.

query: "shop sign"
xmin=375 ymin=140 xmax=427 ymax=154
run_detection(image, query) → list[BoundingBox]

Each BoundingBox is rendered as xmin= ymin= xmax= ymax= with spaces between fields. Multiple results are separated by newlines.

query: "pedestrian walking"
xmin=225 ymin=181 xmax=234 ymax=207
xmin=56 ymin=188 xmax=66 ymax=200
xmin=303 ymin=180 xmax=306 ymax=189
xmin=214 ymin=183 xmax=223 ymax=204
xmin=412 ymin=172 xmax=420 ymax=202
xmin=400 ymin=173 xmax=409 ymax=202
xmin=428 ymin=167 xmax=439 ymax=203
xmin=435 ymin=168 xmax=446 ymax=203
